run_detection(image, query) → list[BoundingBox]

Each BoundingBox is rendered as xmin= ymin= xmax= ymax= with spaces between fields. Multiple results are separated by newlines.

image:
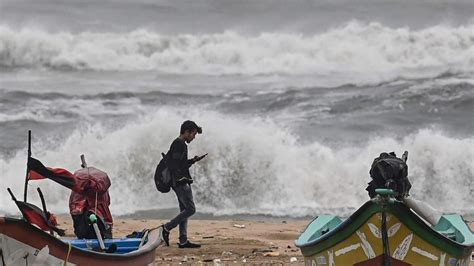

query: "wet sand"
xmin=57 ymin=217 xmax=474 ymax=265
xmin=57 ymin=217 xmax=309 ymax=264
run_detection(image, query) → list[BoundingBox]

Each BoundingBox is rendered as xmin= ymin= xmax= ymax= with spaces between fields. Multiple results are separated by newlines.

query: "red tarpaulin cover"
xmin=27 ymin=157 xmax=113 ymax=226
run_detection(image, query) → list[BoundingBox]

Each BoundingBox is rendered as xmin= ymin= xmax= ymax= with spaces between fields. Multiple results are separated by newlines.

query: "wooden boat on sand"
xmin=1 ymin=216 xmax=162 ymax=265
xmin=295 ymin=189 xmax=474 ymax=266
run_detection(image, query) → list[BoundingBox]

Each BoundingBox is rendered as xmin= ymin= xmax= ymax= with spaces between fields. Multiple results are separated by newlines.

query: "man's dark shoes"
xmin=160 ymin=225 xmax=170 ymax=246
xmin=178 ymin=241 xmax=201 ymax=248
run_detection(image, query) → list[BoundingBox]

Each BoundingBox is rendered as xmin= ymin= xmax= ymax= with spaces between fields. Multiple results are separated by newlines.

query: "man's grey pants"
xmin=164 ymin=183 xmax=196 ymax=244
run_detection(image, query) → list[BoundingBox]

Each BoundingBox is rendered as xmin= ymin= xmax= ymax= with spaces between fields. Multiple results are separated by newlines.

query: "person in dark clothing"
xmin=161 ymin=120 xmax=206 ymax=248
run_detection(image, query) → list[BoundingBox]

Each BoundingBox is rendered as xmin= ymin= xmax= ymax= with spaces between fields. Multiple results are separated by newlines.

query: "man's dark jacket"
xmin=168 ymin=138 xmax=195 ymax=185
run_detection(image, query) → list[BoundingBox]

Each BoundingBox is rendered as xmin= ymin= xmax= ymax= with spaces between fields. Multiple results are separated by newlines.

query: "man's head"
xmin=180 ymin=120 xmax=202 ymax=143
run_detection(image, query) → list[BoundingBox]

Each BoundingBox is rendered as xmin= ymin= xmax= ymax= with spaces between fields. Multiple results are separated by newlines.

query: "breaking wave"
xmin=1 ymin=22 xmax=474 ymax=78
xmin=0 ymin=109 xmax=472 ymax=218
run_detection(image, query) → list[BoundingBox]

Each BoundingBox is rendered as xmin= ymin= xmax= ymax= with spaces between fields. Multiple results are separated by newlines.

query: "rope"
xmin=63 ymin=242 xmax=72 ymax=266
xmin=87 ymin=166 xmax=99 ymax=216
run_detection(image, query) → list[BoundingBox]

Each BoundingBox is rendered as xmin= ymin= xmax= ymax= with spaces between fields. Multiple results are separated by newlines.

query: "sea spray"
xmin=1 ymin=109 xmax=472 ymax=217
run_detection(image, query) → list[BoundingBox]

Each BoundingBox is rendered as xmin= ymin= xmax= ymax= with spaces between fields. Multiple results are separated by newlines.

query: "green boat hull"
xmin=295 ymin=201 xmax=474 ymax=265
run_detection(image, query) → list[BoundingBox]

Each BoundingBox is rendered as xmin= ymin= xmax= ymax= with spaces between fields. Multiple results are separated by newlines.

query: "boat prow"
xmin=295 ymin=200 xmax=474 ymax=266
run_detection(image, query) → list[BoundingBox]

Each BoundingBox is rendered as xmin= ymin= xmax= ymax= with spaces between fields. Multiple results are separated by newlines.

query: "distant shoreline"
xmin=3 ymin=207 xmax=473 ymax=221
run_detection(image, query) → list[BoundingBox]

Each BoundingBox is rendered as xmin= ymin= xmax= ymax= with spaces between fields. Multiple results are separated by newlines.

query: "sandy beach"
xmin=56 ymin=216 xmax=308 ymax=264
xmin=55 ymin=216 xmax=474 ymax=265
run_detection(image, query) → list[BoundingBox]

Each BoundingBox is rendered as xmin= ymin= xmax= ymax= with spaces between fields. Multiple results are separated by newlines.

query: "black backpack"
xmin=366 ymin=151 xmax=411 ymax=200
xmin=154 ymin=153 xmax=173 ymax=193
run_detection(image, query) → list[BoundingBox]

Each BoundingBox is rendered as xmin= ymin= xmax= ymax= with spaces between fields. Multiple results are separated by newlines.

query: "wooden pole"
xmin=23 ymin=130 xmax=32 ymax=202
xmin=37 ymin=187 xmax=54 ymax=235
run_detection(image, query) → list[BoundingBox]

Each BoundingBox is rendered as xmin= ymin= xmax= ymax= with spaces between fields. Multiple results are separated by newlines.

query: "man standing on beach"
xmin=161 ymin=120 xmax=206 ymax=248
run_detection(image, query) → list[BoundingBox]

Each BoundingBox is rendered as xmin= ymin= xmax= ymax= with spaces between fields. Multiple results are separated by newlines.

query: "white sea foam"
xmin=1 ymin=108 xmax=472 ymax=217
xmin=1 ymin=22 xmax=473 ymax=81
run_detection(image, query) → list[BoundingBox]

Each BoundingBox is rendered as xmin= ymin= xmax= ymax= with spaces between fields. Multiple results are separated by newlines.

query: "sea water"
xmin=0 ymin=0 xmax=473 ymax=219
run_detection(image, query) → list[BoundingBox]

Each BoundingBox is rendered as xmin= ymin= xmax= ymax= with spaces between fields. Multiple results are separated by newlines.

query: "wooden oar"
xmin=37 ymin=187 xmax=54 ymax=235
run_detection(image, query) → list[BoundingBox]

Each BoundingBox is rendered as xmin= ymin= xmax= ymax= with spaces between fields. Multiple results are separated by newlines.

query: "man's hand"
xmin=193 ymin=153 xmax=208 ymax=163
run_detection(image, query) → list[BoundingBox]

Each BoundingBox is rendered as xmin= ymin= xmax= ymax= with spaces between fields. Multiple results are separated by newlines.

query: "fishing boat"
xmin=295 ymin=151 xmax=474 ymax=266
xmin=295 ymin=188 xmax=474 ymax=266
xmin=1 ymin=131 xmax=163 ymax=265
xmin=0 ymin=216 xmax=162 ymax=265
xmin=1 ymin=183 xmax=163 ymax=266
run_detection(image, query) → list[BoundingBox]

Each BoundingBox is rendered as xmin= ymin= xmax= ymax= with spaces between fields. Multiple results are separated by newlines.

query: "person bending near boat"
xmin=161 ymin=120 xmax=207 ymax=248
